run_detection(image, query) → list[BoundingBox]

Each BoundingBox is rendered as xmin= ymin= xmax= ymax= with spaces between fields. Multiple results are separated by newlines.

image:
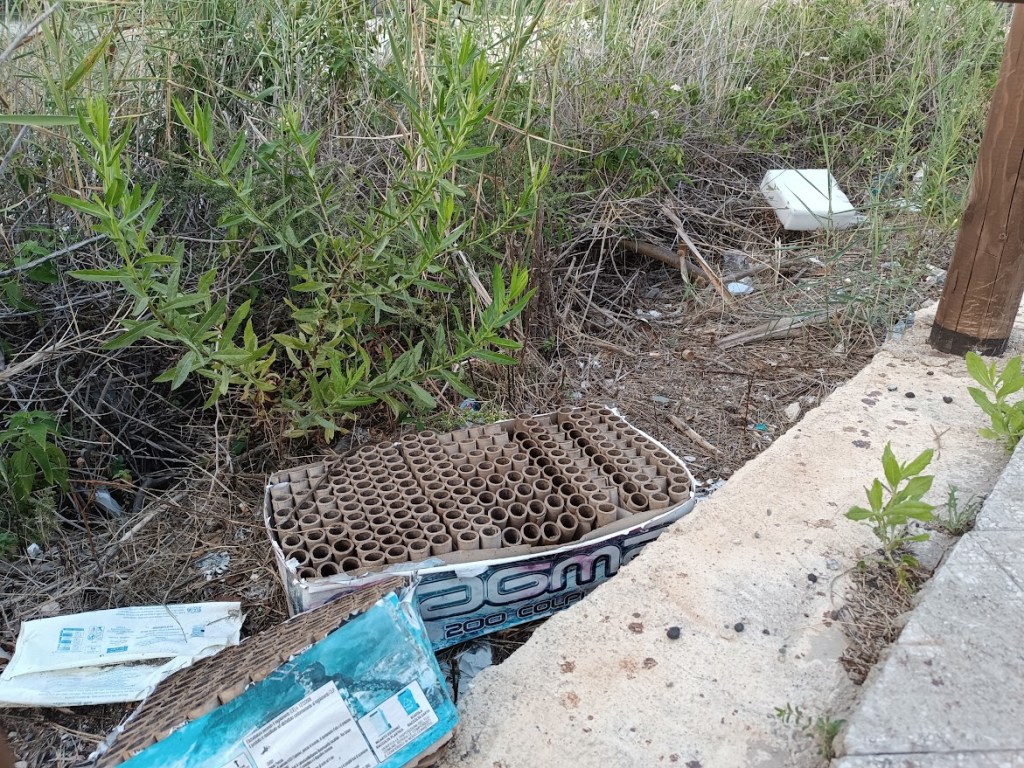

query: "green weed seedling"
xmin=935 ymin=484 xmax=982 ymax=537
xmin=846 ymin=443 xmax=935 ymax=576
xmin=0 ymin=411 xmax=68 ymax=554
xmin=774 ymin=703 xmax=845 ymax=760
xmin=965 ymin=352 xmax=1024 ymax=452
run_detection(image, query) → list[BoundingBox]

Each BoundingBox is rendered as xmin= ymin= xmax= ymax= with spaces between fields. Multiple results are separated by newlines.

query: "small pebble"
xmin=807 ymin=573 xmax=818 ymax=583
xmin=943 ymin=395 xmax=953 ymax=404
xmin=826 ymin=558 xmax=840 ymax=571
xmin=734 ymin=622 xmax=745 ymax=633
xmin=927 ymin=370 xmax=934 ymax=376
xmin=905 ymin=391 xmax=916 ymax=398
xmin=762 ymin=629 xmax=770 ymax=635
xmin=667 ymin=626 xmax=681 ymax=640
xmin=887 ymin=384 xmax=898 ymax=392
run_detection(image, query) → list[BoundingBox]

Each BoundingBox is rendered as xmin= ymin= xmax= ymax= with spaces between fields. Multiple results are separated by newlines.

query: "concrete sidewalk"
xmin=438 ymin=304 xmax=1024 ymax=768
xmin=833 ymin=442 xmax=1024 ymax=768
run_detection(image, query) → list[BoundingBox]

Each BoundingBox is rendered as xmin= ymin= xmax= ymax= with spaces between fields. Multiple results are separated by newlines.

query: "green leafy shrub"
xmin=965 ymin=352 xmax=1024 ymax=453
xmin=59 ymin=21 xmax=542 ymax=440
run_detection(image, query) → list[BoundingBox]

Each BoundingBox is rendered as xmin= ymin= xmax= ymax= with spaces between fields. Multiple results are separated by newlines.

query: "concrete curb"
xmin=833 ymin=440 xmax=1024 ymax=767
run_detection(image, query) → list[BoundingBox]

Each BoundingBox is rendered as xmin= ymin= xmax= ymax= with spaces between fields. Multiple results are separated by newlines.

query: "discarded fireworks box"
xmin=264 ymin=405 xmax=697 ymax=649
xmin=95 ymin=579 xmax=458 ymax=768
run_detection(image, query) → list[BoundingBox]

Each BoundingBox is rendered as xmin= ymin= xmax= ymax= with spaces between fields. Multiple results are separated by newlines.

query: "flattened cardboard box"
xmin=264 ymin=407 xmax=697 ymax=649
xmin=97 ymin=579 xmax=458 ymax=768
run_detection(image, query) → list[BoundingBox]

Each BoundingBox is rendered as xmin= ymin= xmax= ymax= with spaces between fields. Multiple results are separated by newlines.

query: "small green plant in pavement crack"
xmin=965 ymin=351 xmax=1024 ymax=452
xmin=846 ymin=443 xmax=935 ymax=575
xmin=774 ymin=703 xmax=845 ymax=760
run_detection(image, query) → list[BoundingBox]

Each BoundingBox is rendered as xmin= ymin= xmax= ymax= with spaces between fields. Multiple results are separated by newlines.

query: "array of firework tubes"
xmin=267 ymin=405 xmax=692 ymax=580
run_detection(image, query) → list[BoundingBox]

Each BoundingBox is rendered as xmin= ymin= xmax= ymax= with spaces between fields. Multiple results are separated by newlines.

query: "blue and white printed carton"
xmin=115 ymin=592 xmax=457 ymax=768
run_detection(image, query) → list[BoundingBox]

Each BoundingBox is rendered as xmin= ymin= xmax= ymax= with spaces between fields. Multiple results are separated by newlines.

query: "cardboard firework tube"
xmin=465 ymin=448 xmax=485 ymax=466
xmin=271 ymin=497 xmax=295 ymax=515
xmin=332 ymin=538 xmax=355 ymax=561
xmin=317 ymin=562 xmax=340 ymax=577
xmin=479 ymin=525 xmax=501 ymax=549
xmin=396 ymin=519 xmax=419 ymax=533
xmin=305 ymin=528 xmax=327 ymax=546
xmin=417 ymin=512 xmax=440 ymax=527
xmin=469 ymin=513 xmax=490 ymax=531
xmin=348 ymin=518 xmax=371 ymax=536
xmin=526 ymin=500 xmax=546 ymax=526
xmin=457 ymin=463 xmax=477 ymax=482
xmin=456 ymin=529 xmax=480 ymax=551
xmin=496 ymin=487 xmax=516 ymax=508
xmin=450 ymin=518 xmax=472 ymax=536
xmin=518 ymin=522 xmax=540 ymax=546
xmin=385 ymin=545 xmax=408 ymax=564
xmin=288 ymin=548 xmax=311 ymax=569
xmin=297 ymin=510 xmax=320 ymax=532
xmin=485 ymin=473 xmax=504 ymax=493
xmin=477 ymin=491 xmax=497 ymax=509
xmin=322 ymin=508 xmax=342 ymax=526
xmin=477 ymin=461 xmax=496 ymax=479
xmin=522 ymin=465 xmax=541 ymax=481
xmin=402 ymin=529 xmax=425 ymax=545
xmin=564 ymin=492 xmax=586 ymax=511
xmin=297 ymin=566 xmax=317 ymax=580
xmin=533 ymin=478 xmax=552 ymax=497
xmin=510 ymin=452 xmax=529 ymax=471
xmin=501 ymin=527 xmax=522 ymax=547
xmin=352 ymin=529 xmax=375 ymax=546
xmin=440 ymin=506 xmax=462 ymax=529
xmin=426 ymin=483 xmax=448 ymax=501
xmin=443 ymin=476 xmax=464 ymax=493
xmin=275 ymin=517 xmax=298 ymax=536
xmin=430 ymin=533 xmax=454 ymax=555
xmin=280 ymin=532 xmax=304 ymax=554
xmin=540 ymin=521 xmax=561 ymax=546
xmin=556 ymin=512 xmax=579 ymax=543
xmin=422 ymin=521 xmax=445 ymax=536
xmin=484 ymin=445 xmax=504 ymax=462
xmin=340 ymin=556 xmax=361 ymax=573
xmin=368 ymin=515 xmax=391 ymax=532
xmin=544 ymin=494 xmax=565 ymax=522
xmin=364 ymin=552 xmax=387 ymax=573
xmin=624 ymin=492 xmax=649 ymax=513
xmin=487 ymin=506 xmax=509 ymax=528
xmin=668 ymin=483 xmax=689 ymax=503
xmin=310 ymin=543 xmax=332 ymax=565
xmin=576 ymin=504 xmax=596 ymax=534
xmin=380 ymin=534 xmax=402 ymax=550
xmin=467 ymin=476 xmax=487 ymax=494
xmin=408 ymin=538 xmax=431 ymax=561
xmin=325 ymin=524 xmax=347 ymax=545
xmin=648 ymin=492 xmax=670 ymax=510
xmin=591 ymin=502 xmax=615 ymax=527
xmin=506 ymin=503 xmax=527 ymax=529
xmin=270 ymin=484 xmax=292 ymax=503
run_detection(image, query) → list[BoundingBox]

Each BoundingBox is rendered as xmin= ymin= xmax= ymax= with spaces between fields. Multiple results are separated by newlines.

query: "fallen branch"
xmin=620 ymin=239 xmax=702 ymax=281
xmin=0 ymin=235 xmax=104 ymax=278
xmin=716 ymin=309 xmax=841 ymax=350
xmin=668 ymin=414 xmax=723 ymax=457
xmin=661 ymin=204 xmax=732 ymax=304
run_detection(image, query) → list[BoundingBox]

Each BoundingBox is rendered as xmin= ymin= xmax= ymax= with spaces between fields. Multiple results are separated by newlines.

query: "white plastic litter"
xmin=760 ymin=169 xmax=863 ymax=230
xmin=0 ymin=602 xmax=243 ymax=706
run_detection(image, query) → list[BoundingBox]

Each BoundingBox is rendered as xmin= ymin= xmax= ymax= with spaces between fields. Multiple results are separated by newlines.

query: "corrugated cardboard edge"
xmin=95 ymin=577 xmax=404 ymax=767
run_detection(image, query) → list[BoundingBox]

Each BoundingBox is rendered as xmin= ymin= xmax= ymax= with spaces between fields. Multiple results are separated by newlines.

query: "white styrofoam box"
xmin=760 ymin=169 xmax=863 ymax=231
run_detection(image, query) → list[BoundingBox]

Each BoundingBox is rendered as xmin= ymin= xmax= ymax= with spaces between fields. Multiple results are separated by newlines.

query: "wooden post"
xmin=930 ymin=6 xmax=1024 ymax=356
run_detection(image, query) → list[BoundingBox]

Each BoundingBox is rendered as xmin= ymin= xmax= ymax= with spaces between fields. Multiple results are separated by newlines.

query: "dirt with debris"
xmin=0 ymin=220 xmax=953 ymax=765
